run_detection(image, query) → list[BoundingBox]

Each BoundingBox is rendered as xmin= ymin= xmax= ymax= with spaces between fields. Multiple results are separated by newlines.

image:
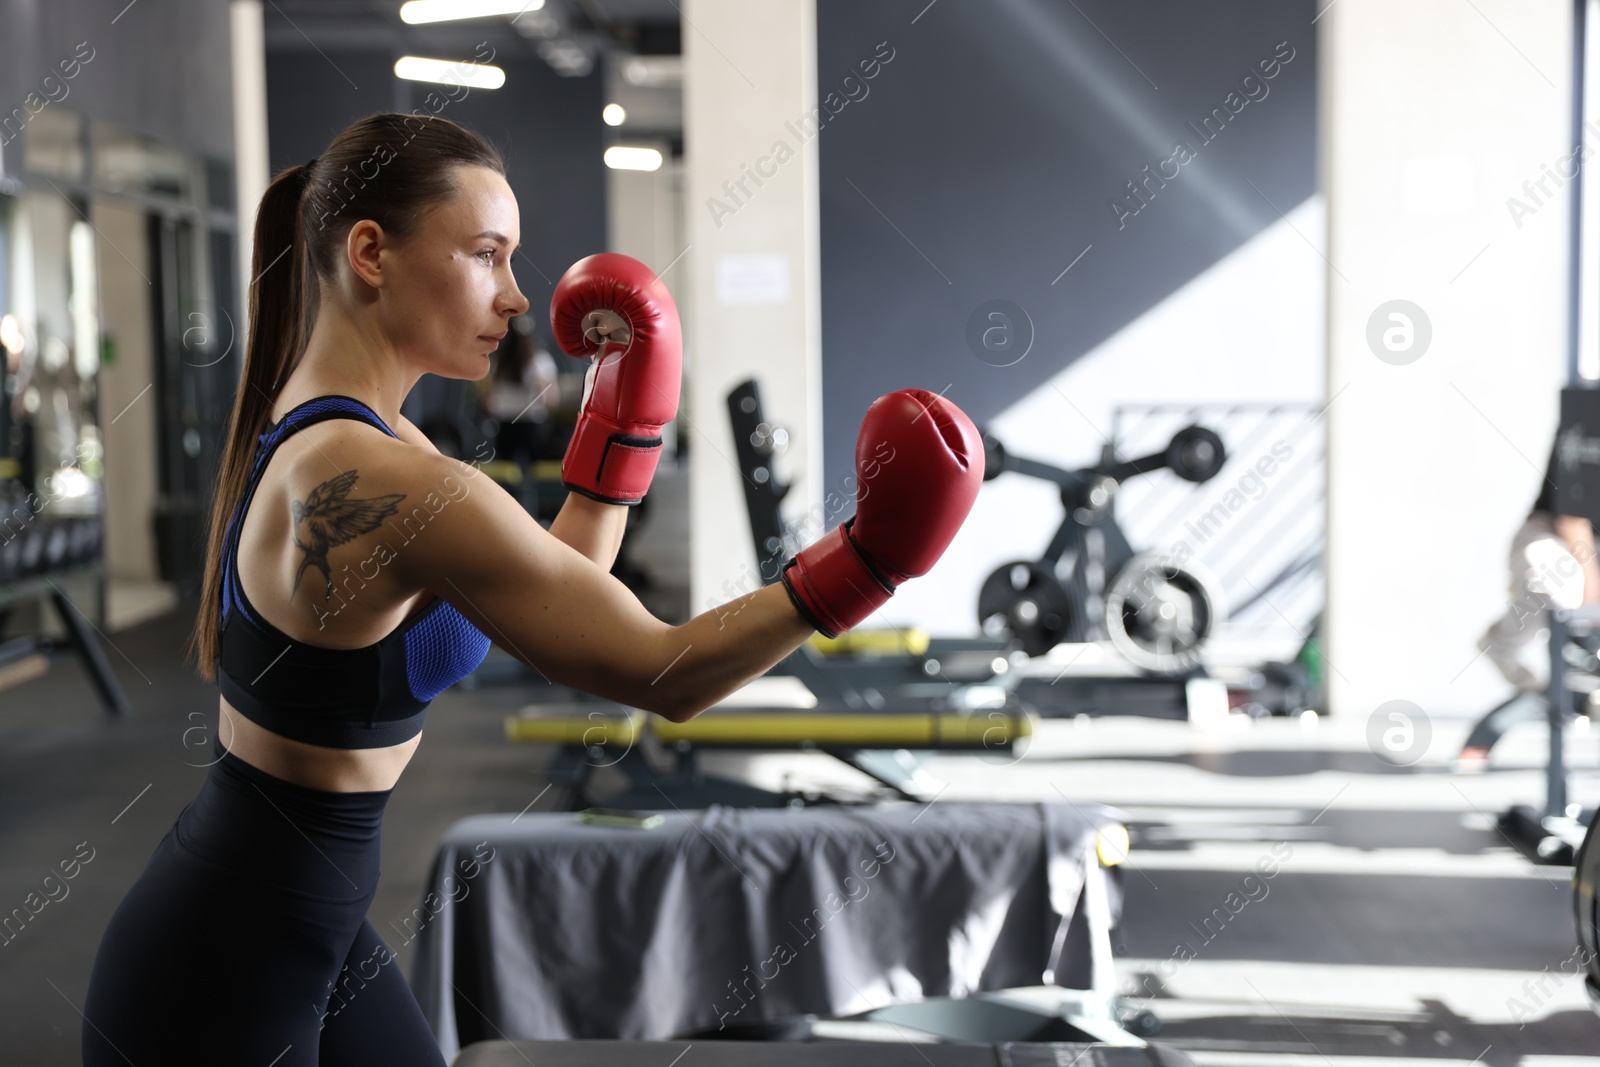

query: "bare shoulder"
xmin=253 ymin=420 xmax=497 ymax=575
xmin=268 ymin=416 xmax=447 ymax=502
xmin=391 ymin=412 xmax=442 ymax=453
xmin=234 ymin=417 xmax=497 ymax=639
xmin=267 ymin=420 xmax=537 ymax=584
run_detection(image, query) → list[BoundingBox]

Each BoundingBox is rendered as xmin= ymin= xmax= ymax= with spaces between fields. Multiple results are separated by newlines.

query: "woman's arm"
xmin=395 ymin=409 xmax=628 ymax=571
xmin=386 ymin=448 xmax=812 ymax=721
xmin=549 ymin=492 xmax=627 ymax=572
xmin=322 ymin=386 xmax=981 ymax=719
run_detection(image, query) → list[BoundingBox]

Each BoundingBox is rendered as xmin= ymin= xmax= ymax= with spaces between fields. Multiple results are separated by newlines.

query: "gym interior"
xmin=3 ymin=1 xmax=1600 ymax=1065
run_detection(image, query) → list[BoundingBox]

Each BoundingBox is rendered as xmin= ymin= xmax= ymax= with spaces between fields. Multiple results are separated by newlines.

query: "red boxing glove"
xmin=781 ymin=390 xmax=984 ymax=637
xmin=549 ymin=253 xmax=683 ymax=505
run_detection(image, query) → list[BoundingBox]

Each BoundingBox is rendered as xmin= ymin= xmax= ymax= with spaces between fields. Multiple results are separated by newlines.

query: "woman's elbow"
xmin=652 ymin=697 xmax=706 ymax=724
xmin=639 ymin=626 xmax=707 ymax=722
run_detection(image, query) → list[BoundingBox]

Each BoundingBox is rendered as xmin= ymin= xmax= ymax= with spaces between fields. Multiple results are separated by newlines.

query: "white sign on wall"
xmin=714 ymin=253 xmax=789 ymax=305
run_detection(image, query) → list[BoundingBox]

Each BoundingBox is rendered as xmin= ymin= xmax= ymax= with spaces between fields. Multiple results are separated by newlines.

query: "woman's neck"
xmin=278 ymin=314 xmax=416 ymax=429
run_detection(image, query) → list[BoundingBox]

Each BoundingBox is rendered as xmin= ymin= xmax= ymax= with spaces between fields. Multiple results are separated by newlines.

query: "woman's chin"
xmin=428 ymin=354 xmax=492 ymax=380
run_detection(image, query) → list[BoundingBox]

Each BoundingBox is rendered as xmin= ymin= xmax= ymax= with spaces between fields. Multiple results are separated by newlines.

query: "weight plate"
xmin=1103 ymin=552 xmax=1226 ymax=675
xmin=1166 ymin=425 xmax=1227 ymax=483
xmin=981 ymin=433 xmax=1007 ymax=482
xmin=977 ymin=559 xmax=1077 ymax=658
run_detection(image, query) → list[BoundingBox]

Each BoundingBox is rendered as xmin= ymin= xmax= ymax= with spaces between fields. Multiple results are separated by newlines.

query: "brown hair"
xmin=188 ymin=112 xmax=505 ymax=678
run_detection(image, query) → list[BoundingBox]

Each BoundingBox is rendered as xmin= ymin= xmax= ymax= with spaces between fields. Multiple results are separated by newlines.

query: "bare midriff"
xmin=217 ymin=698 xmax=420 ymax=793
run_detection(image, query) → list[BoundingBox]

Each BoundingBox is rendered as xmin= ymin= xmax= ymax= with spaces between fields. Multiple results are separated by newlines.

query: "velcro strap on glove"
xmin=779 ymin=519 xmax=896 ymax=637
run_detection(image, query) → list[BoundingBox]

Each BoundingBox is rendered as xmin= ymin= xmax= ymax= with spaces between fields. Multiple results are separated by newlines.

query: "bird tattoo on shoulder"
xmin=291 ymin=470 xmax=406 ymax=598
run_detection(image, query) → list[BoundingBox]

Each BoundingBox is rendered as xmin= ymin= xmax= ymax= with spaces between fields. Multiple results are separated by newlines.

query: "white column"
xmin=230 ymin=0 xmax=270 ymax=354
xmin=682 ymin=0 xmax=822 ymax=619
xmin=608 ymin=153 xmax=684 ymax=456
xmin=1322 ymin=0 xmax=1572 ymax=719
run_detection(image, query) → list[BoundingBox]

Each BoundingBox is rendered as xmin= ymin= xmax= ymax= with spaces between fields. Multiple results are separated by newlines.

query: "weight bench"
xmin=505 ymin=702 xmax=1035 ymax=809
xmin=452 ymin=1040 xmax=1195 ymax=1066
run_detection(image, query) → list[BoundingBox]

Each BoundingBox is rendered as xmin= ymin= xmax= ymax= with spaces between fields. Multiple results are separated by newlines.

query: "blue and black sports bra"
xmin=216 ymin=395 xmax=492 ymax=749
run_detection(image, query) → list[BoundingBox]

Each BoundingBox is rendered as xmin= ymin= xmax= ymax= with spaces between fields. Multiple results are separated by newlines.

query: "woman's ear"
xmin=345 ymin=220 xmax=387 ymax=289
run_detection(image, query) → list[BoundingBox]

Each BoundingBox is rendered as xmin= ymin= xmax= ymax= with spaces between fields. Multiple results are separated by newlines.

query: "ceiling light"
xmin=400 ymin=0 xmax=544 ymax=25
xmin=394 ymin=56 xmax=506 ymax=89
xmin=508 ymin=7 xmax=560 ymax=37
xmin=536 ymin=39 xmax=593 ymax=77
xmin=602 ymin=103 xmax=626 ymax=126
xmin=621 ymin=55 xmax=682 ymax=89
xmin=604 ymin=146 xmax=663 ymax=172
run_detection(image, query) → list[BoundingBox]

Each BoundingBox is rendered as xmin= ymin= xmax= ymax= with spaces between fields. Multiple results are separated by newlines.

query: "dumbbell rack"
xmin=0 ymin=564 xmax=130 ymax=714
xmin=1501 ymin=603 xmax=1599 ymax=864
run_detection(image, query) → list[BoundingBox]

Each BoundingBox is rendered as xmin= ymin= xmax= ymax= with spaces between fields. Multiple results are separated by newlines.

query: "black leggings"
xmin=82 ymin=738 xmax=447 ymax=1066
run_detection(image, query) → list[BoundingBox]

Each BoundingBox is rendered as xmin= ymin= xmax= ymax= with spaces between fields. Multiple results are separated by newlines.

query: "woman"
xmin=80 ymin=112 xmax=984 ymax=1064
xmin=482 ymin=312 xmax=562 ymax=467
xmin=1457 ymin=436 xmax=1600 ymax=770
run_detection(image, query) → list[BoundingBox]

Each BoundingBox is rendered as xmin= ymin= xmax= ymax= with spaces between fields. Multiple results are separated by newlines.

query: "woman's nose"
xmin=503 ymin=283 xmax=530 ymax=317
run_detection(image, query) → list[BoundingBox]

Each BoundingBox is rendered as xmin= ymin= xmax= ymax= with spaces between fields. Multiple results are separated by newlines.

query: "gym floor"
xmin=3 ymin=601 xmax=1598 ymax=1066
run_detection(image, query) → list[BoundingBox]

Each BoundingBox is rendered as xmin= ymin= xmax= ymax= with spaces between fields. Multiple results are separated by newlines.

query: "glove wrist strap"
xmin=780 ymin=519 xmax=896 ymax=637
xmin=562 ymin=414 xmax=663 ymax=506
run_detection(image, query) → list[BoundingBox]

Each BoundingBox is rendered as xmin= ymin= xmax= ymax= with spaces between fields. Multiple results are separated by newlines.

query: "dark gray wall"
xmin=0 ymin=0 xmax=234 ymax=164
xmin=266 ymin=49 xmax=607 ymax=334
xmin=816 ymin=0 xmax=1317 ymax=497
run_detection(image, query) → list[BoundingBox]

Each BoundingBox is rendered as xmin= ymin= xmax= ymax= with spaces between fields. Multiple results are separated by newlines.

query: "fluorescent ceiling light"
xmin=394 ymin=55 xmax=506 ymax=89
xmin=604 ymin=146 xmax=663 ymax=172
xmin=400 ymin=0 xmax=544 ymax=25
xmin=602 ymin=103 xmax=626 ymax=126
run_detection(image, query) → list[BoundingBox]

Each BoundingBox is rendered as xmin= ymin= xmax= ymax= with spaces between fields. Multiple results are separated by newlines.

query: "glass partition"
xmin=2 ymin=110 xmax=235 ymax=605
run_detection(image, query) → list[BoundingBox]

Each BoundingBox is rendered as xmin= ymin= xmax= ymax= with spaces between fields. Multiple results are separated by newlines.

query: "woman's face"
xmin=373 ymin=164 xmax=531 ymax=380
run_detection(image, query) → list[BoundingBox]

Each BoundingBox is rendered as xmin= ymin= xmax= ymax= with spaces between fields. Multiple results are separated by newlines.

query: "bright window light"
xmin=399 ymin=0 xmax=544 ymax=25
xmin=394 ymin=55 xmax=506 ymax=89
xmin=604 ymin=146 xmax=663 ymax=172
xmin=46 ymin=466 xmax=92 ymax=499
xmin=602 ymin=103 xmax=627 ymax=127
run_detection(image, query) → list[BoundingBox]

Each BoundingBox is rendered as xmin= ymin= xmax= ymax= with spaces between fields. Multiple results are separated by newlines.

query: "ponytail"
xmin=186 ymin=161 xmax=314 ymax=678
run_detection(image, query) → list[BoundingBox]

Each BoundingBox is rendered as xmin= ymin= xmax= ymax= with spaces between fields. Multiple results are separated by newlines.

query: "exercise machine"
xmin=1500 ymin=603 xmax=1598 ymax=862
xmin=980 ymin=424 xmax=1240 ymax=722
xmin=976 ymin=425 xmax=1228 ymax=673
xmin=1501 ymin=387 xmax=1600 ymax=861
